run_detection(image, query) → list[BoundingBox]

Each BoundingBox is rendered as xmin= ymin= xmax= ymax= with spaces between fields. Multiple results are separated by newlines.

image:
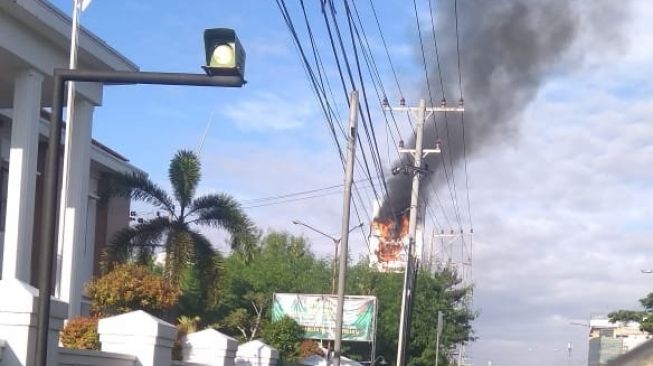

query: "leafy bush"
xmin=60 ymin=316 xmax=99 ymax=350
xmin=299 ymin=339 xmax=324 ymax=357
xmin=85 ymin=263 xmax=181 ymax=317
xmin=262 ymin=316 xmax=303 ymax=361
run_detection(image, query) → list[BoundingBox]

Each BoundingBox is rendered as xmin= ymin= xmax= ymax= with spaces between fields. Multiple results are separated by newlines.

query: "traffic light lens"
xmin=211 ymin=44 xmax=235 ymax=66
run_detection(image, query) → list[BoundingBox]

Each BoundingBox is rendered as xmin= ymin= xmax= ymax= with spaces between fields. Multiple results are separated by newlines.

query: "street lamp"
xmin=36 ymin=28 xmax=247 ymax=366
xmin=291 ymin=220 xmax=364 ymax=294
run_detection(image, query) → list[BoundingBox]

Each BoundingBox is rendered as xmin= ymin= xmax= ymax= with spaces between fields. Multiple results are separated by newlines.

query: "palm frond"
xmin=188 ymin=193 xmax=251 ymax=230
xmin=102 ymin=217 xmax=171 ymax=269
xmin=169 ymin=150 xmax=201 ymax=214
xmin=187 ymin=193 xmax=238 ymax=217
xmin=100 ymin=171 xmax=175 ymax=215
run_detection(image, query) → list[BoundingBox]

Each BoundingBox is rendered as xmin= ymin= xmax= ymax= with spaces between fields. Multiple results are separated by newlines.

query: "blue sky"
xmin=48 ymin=1 xmax=653 ymax=365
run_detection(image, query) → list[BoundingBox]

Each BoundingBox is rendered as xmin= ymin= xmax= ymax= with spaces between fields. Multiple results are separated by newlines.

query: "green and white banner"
xmin=272 ymin=293 xmax=377 ymax=342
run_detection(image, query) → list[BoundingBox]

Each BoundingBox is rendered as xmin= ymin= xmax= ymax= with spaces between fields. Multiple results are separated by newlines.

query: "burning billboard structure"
xmin=369 ymin=202 xmax=425 ymax=272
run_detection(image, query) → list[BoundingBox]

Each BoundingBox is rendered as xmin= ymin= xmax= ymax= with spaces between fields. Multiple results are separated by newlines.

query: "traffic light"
xmin=203 ymin=28 xmax=246 ymax=80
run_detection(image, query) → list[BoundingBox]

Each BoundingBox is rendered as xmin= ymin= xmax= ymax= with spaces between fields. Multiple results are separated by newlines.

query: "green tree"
xmin=407 ymin=270 xmax=475 ymax=366
xmin=101 ymin=150 xmax=255 ymax=308
xmin=204 ymin=232 xmax=475 ymax=365
xmin=263 ymin=316 xmax=304 ymax=362
xmin=221 ymin=291 xmax=269 ymax=341
xmin=213 ymin=231 xmax=330 ymax=341
xmin=345 ymin=261 xmax=475 ymax=366
xmin=609 ymin=292 xmax=653 ymax=333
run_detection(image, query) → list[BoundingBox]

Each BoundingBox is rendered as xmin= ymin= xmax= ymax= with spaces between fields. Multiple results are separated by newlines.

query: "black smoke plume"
xmin=378 ymin=0 xmax=631 ymax=219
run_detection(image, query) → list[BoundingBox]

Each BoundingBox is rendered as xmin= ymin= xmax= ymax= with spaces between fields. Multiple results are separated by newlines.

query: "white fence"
xmin=0 ymin=283 xmax=279 ymax=366
xmin=58 ymin=349 xmax=136 ymax=366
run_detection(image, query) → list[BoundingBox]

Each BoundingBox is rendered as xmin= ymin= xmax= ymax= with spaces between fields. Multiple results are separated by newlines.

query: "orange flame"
xmin=371 ymin=213 xmax=409 ymax=263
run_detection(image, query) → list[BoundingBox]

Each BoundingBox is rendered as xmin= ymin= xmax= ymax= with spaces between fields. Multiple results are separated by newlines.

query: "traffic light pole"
xmin=383 ymin=99 xmax=463 ymax=366
xmin=36 ymin=68 xmax=245 ymax=366
xmin=333 ymin=91 xmax=359 ymax=366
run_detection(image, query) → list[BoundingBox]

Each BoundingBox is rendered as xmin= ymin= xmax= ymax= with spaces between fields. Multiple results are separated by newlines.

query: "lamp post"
xmin=292 ymin=220 xmax=363 ymax=293
xmin=291 ymin=219 xmax=363 ymax=363
xmin=35 ymin=28 xmax=246 ymax=366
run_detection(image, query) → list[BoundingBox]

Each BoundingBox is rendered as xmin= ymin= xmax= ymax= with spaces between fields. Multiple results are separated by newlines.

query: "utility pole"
xmin=383 ymin=98 xmax=464 ymax=366
xmin=432 ymin=230 xmax=474 ymax=287
xmin=333 ymin=90 xmax=359 ymax=366
xmin=435 ymin=311 xmax=443 ymax=366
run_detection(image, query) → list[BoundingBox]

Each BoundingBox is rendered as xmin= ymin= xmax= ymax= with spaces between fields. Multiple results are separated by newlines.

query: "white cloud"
xmin=221 ymin=93 xmax=317 ymax=132
xmin=465 ymin=44 xmax=653 ymax=364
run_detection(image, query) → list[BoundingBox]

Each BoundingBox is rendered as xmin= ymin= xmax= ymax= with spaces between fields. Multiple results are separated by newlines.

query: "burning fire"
xmin=371 ymin=213 xmax=409 ymax=263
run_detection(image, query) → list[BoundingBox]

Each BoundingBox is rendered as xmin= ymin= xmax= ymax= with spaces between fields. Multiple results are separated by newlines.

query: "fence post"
xmin=182 ymin=328 xmax=238 ymax=366
xmin=98 ymin=310 xmax=176 ymax=366
xmin=0 ymin=279 xmax=67 ymax=366
xmin=236 ymin=340 xmax=279 ymax=366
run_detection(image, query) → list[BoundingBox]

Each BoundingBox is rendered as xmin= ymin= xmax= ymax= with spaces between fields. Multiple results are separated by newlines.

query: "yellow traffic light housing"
xmin=203 ymin=28 xmax=246 ymax=80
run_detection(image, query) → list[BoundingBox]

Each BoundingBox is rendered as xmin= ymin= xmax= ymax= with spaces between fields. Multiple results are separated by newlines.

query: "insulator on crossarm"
xmin=399 ymin=140 xmax=405 ymax=148
xmin=441 ymin=99 xmax=446 ymax=107
xmin=459 ymin=98 xmax=464 ymax=107
xmin=400 ymin=97 xmax=406 ymax=106
xmin=382 ymin=96 xmax=389 ymax=107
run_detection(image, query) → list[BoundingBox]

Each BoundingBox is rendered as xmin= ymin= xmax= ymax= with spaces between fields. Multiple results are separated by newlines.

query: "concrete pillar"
xmin=1 ymin=69 xmax=43 ymax=282
xmin=98 ymin=310 xmax=177 ymax=366
xmin=182 ymin=328 xmax=238 ymax=366
xmin=0 ymin=279 xmax=67 ymax=366
xmin=56 ymin=96 xmax=94 ymax=318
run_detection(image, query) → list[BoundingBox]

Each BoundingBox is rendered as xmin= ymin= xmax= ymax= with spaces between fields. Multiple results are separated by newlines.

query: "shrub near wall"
xmin=61 ymin=264 xmax=181 ymax=349
xmin=85 ymin=263 xmax=181 ymax=317
xmin=60 ymin=316 xmax=100 ymax=350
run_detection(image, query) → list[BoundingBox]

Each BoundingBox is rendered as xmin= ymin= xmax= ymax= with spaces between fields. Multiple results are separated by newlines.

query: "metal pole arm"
xmin=53 ymin=68 xmax=246 ymax=87
xmin=36 ymin=67 xmax=246 ymax=366
xmin=292 ymin=220 xmax=339 ymax=242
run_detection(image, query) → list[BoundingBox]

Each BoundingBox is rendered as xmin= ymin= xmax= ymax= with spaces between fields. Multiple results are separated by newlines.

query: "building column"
xmin=1 ymin=69 xmax=43 ymax=282
xmin=56 ymin=96 xmax=93 ymax=318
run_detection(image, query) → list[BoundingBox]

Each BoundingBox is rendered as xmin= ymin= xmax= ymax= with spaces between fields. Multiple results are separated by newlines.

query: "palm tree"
xmin=101 ymin=150 xmax=255 ymax=301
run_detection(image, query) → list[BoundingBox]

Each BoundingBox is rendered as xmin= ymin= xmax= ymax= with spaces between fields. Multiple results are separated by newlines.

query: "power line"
xmin=242 ymin=184 xmax=372 ymax=209
xmin=453 ymin=0 xmax=474 ymax=232
xmin=347 ymin=4 xmax=443 ymax=236
xmin=240 ymin=177 xmax=379 ymax=205
xmin=417 ymin=0 xmax=466 ymax=234
xmin=275 ymin=0 xmax=371 ymax=251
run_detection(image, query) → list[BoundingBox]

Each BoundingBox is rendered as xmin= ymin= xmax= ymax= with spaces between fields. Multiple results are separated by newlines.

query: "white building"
xmin=587 ymin=316 xmax=651 ymax=366
xmin=0 ymin=0 xmax=139 ymax=319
